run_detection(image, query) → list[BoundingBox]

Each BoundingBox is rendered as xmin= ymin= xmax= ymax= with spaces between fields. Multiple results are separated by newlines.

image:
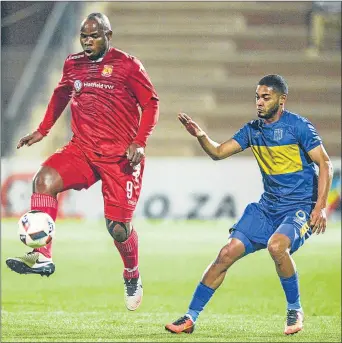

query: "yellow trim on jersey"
xmin=251 ymin=144 xmax=303 ymax=175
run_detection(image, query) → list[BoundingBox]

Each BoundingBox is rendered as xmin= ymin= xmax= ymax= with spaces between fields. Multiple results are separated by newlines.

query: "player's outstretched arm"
xmin=178 ymin=112 xmax=242 ymax=160
xmin=17 ymin=130 xmax=44 ymax=149
xmin=307 ymin=144 xmax=333 ymax=234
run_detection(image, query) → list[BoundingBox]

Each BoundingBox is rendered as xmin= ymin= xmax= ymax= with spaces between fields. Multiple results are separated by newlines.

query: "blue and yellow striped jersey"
xmin=233 ymin=110 xmax=322 ymax=208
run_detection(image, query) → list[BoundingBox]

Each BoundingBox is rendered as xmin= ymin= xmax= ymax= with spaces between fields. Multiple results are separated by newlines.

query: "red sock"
xmin=31 ymin=193 xmax=58 ymax=259
xmin=114 ymin=229 xmax=139 ymax=279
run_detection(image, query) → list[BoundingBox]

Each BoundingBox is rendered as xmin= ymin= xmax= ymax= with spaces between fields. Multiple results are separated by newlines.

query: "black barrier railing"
xmin=2 ymin=2 xmax=81 ymax=156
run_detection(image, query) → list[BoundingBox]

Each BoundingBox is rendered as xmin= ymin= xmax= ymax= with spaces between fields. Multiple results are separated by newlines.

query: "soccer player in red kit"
xmin=6 ymin=13 xmax=159 ymax=311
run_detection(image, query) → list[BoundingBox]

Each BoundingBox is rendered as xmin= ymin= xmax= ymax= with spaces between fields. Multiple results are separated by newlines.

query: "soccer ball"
xmin=18 ymin=210 xmax=55 ymax=248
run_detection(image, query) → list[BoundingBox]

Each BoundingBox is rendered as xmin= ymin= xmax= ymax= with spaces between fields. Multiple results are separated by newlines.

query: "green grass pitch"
xmin=1 ymin=218 xmax=341 ymax=342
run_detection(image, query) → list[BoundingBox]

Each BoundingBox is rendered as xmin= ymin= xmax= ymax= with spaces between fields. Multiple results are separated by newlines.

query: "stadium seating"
xmin=106 ymin=1 xmax=341 ymax=157
xmin=12 ymin=2 xmax=340 ymax=158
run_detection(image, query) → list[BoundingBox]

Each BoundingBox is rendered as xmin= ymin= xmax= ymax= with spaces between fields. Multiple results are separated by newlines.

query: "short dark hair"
xmin=86 ymin=13 xmax=112 ymax=32
xmin=258 ymin=74 xmax=288 ymax=95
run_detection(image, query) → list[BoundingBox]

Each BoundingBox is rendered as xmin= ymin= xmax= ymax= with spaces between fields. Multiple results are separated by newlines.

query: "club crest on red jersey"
xmin=101 ymin=65 xmax=113 ymax=77
xmin=74 ymin=80 xmax=83 ymax=92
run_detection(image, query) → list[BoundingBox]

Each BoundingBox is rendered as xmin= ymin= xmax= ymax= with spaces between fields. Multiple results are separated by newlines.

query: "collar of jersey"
xmin=92 ymin=56 xmax=104 ymax=63
xmin=90 ymin=47 xmax=112 ymax=63
xmin=261 ymin=110 xmax=288 ymax=128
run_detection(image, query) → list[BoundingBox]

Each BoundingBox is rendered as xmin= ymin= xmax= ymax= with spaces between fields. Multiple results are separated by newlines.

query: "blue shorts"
xmin=229 ymin=202 xmax=313 ymax=256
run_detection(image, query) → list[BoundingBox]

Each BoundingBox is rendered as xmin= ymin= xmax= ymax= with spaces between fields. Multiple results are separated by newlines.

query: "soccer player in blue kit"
xmin=165 ymin=75 xmax=333 ymax=335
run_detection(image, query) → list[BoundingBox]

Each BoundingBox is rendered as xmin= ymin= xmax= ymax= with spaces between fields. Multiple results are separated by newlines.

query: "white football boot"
xmin=124 ymin=276 xmax=143 ymax=310
xmin=6 ymin=251 xmax=55 ymax=277
xmin=284 ymin=309 xmax=304 ymax=335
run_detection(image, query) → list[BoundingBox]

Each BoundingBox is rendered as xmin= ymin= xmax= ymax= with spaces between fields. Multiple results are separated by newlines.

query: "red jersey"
xmin=38 ymin=47 xmax=159 ymax=156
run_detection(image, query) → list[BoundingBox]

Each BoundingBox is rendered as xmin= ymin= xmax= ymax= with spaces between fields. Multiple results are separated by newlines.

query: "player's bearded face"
xmin=255 ymin=85 xmax=282 ymax=120
xmin=80 ymin=19 xmax=110 ymax=60
xmin=258 ymin=102 xmax=280 ymax=120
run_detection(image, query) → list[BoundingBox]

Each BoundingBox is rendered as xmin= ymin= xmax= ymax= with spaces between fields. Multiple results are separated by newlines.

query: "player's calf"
xmin=107 ymin=219 xmax=141 ymax=310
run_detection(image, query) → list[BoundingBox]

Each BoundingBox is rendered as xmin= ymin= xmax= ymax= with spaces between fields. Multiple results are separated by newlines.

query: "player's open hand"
xmin=17 ymin=130 xmax=44 ymax=149
xmin=309 ymin=207 xmax=327 ymax=235
xmin=126 ymin=143 xmax=144 ymax=167
xmin=178 ymin=113 xmax=205 ymax=137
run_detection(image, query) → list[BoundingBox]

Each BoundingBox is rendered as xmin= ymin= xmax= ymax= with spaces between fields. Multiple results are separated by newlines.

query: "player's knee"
xmin=217 ymin=248 xmax=235 ymax=270
xmin=267 ymin=241 xmax=281 ymax=257
xmin=217 ymin=239 xmax=244 ymax=267
xmin=267 ymin=237 xmax=289 ymax=260
xmin=106 ymin=219 xmax=132 ymax=242
xmin=33 ymin=166 xmax=63 ymax=196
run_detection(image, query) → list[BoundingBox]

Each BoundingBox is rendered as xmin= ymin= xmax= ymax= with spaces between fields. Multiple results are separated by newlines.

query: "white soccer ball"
xmin=18 ymin=210 xmax=55 ymax=248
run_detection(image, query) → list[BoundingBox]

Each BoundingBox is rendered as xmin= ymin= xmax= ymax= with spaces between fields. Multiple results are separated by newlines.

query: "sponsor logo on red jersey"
xmin=101 ymin=65 xmax=113 ymax=77
xmin=84 ymin=82 xmax=114 ymax=90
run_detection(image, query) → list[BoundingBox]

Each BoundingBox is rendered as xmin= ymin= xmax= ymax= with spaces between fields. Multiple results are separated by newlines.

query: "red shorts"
xmin=42 ymin=141 xmax=145 ymax=222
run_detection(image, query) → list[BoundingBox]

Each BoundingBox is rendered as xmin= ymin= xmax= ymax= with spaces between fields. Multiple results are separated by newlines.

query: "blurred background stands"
xmin=306 ymin=1 xmax=341 ymax=58
xmin=1 ymin=1 xmax=341 ymax=159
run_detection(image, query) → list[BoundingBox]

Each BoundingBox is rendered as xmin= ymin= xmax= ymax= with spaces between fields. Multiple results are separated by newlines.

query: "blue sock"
xmin=186 ymin=282 xmax=215 ymax=322
xmin=279 ymin=272 xmax=302 ymax=311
